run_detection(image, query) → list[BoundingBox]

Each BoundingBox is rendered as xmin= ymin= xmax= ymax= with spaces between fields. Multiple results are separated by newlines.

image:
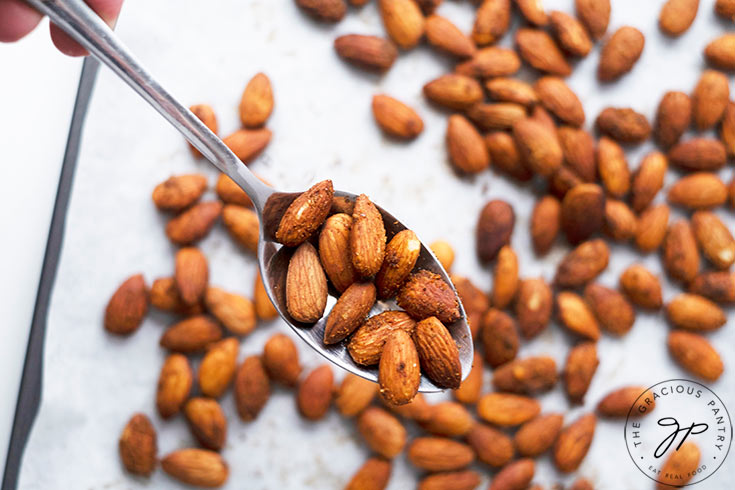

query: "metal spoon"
xmin=27 ymin=0 xmax=473 ymax=391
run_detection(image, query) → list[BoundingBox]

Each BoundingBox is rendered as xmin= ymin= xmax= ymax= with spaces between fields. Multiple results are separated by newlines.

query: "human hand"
xmin=0 ymin=0 xmax=123 ymax=56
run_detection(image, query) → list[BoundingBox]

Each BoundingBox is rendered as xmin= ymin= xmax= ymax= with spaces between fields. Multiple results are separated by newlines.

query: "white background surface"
xmin=2 ymin=0 xmax=734 ymax=488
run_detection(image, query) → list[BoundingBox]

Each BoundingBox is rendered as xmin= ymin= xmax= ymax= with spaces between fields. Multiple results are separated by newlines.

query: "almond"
xmin=556 ymin=292 xmax=601 ymax=340
xmin=531 ymin=195 xmax=561 ymax=254
xmin=549 ymin=166 xmax=584 ymax=199
xmin=153 ymin=174 xmax=207 ymax=212
xmin=383 ymin=392 xmax=432 ymax=422
xmin=372 ymin=94 xmax=424 ymax=140
xmin=530 ymin=104 xmax=558 ymax=131
xmin=689 ymin=271 xmax=735 ymax=303
xmin=174 ymin=248 xmax=207 ymax=306
xmin=549 ymin=10 xmax=592 ymax=56
xmin=104 ymin=274 xmax=148 ymax=335
xmin=234 ymin=355 xmax=270 ymax=421
xmin=378 ymin=329 xmax=421 ymax=405
xmin=375 ymin=230 xmax=421 ymax=299
xmin=455 ymin=46 xmax=521 ymax=78
xmin=575 ymin=0 xmax=610 ymax=40
xmin=425 ymin=15 xmax=476 ymax=58
xmin=485 ymin=78 xmax=538 ymax=107
xmin=446 ymin=114 xmax=490 ymax=173
xmin=535 ymin=77 xmax=585 ymax=126
xmin=324 ymin=282 xmax=377 ymax=344
xmin=453 ymin=351 xmax=483 ymax=404
xmin=514 ymin=413 xmax=564 ymax=457
xmin=397 ymin=270 xmax=460 ymax=324
xmin=334 ymin=34 xmax=398 ymax=72
xmin=423 ymin=74 xmax=483 ymax=110
xmin=222 ymin=128 xmax=271 ymax=164
xmin=513 ymin=118 xmax=563 ymax=177
xmin=597 ymin=138 xmax=630 ymax=198
xmin=184 ymin=398 xmax=227 ymax=451
xmin=481 ymin=308 xmax=519 ymax=367
xmin=706 ymin=34 xmax=735 ymax=70
xmin=631 ymin=152 xmax=668 ymax=212
xmin=663 ymin=220 xmax=700 ymax=283
xmin=150 ymin=277 xmax=202 ymax=315
xmin=604 ymin=199 xmax=637 ymax=242
xmin=408 ymin=438 xmax=475 ymax=472
xmin=691 ymin=210 xmax=735 ymax=269
xmin=563 ymin=342 xmax=598 ymax=403
xmin=413 ymin=317 xmax=461 ymax=389
xmin=515 ymin=0 xmax=547 ymax=25
xmin=298 ymin=364 xmax=334 ymax=419
xmin=515 ymin=278 xmax=553 ymax=339
xmin=515 ymin=28 xmax=571 ymax=76
xmin=598 ymin=26 xmax=645 ymax=81
xmin=466 ymin=423 xmax=514 ymax=467
xmin=491 ymin=246 xmax=518 ymax=309
xmin=295 ymin=0 xmax=346 ymax=22
xmin=458 ymin=279 xmax=492 ymax=337
xmin=160 ymin=315 xmax=222 ymax=353
xmin=351 ymin=194 xmax=387 ymax=278
xmin=262 ymin=333 xmax=302 ymax=386
xmin=166 ymin=201 xmax=222 ymax=245
xmin=493 ymin=355 xmax=558 ymax=394
xmin=476 ymin=200 xmax=515 ymax=262
xmin=318 ymin=214 xmax=358 ymax=294
xmin=348 ymin=311 xmax=417 ymax=365
xmin=584 ymin=283 xmax=635 ymax=335
xmin=156 ymin=354 xmax=193 ymax=419
xmin=596 ymin=107 xmax=651 ymax=144
xmin=659 ymin=0 xmax=699 ymax=36
xmin=466 ymin=102 xmax=527 ymax=131
xmin=275 ymin=180 xmax=334 ymax=247
xmin=239 ymin=72 xmax=273 ymax=128
xmin=554 ymin=414 xmax=596 ymax=472
xmin=472 ymin=0 xmax=511 ymax=46
xmin=418 ymin=471 xmax=481 ymax=490
xmin=558 ymin=127 xmax=596 ymax=181
xmin=286 ymin=242 xmax=328 ymax=323
xmin=421 ymin=401 xmax=473 ymax=437
xmin=205 ymin=287 xmax=256 ymax=336
xmin=597 ymin=386 xmax=656 ymax=417
xmin=656 ymin=441 xmax=701 ymax=489
xmin=335 ymin=373 xmax=378 ymax=417
xmin=216 ymin=173 xmax=268 ymax=207
xmin=198 ymin=338 xmax=238 ymax=398
xmin=692 ymin=70 xmax=729 ymax=129
xmin=357 ymin=406 xmax=407 ymax=459
xmin=554 ymin=239 xmax=609 ymax=287
xmin=119 ymin=413 xmax=157 ymax=476
xmin=188 ymin=105 xmax=218 ymax=157
xmin=668 ymin=172 xmax=728 ymax=209
xmin=668 ymin=331 xmax=724 ymax=381
xmin=379 ymin=0 xmax=425 ymax=50
xmin=161 ymin=448 xmax=228 ymax=487
xmin=666 ymin=293 xmax=726 ymax=331
xmin=429 ymin=240 xmax=454 ymax=271
xmin=484 ymin=131 xmax=533 ymax=182
xmin=477 ymin=393 xmax=540 ymax=426
xmin=716 ymin=0 xmax=735 ymax=19
xmin=668 ymin=138 xmax=727 ymax=171
xmin=345 ymin=458 xmax=392 ymax=490
xmin=722 ymin=102 xmax=735 ymax=157
xmin=490 ymin=459 xmax=534 ymax=490
xmin=222 ymin=204 xmax=259 ymax=253
xmin=654 ymin=91 xmax=692 ymax=148
xmin=620 ymin=264 xmax=663 ymax=309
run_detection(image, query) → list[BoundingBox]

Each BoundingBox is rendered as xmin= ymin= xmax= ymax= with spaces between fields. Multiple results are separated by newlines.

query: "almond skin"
xmin=705 ymin=34 xmax=735 ymax=70
xmin=239 ymin=72 xmax=273 ymax=128
xmin=188 ymin=105 xmax=218 ymax=157
xmin=477 ymin=393 xmax=540 ymax=426
xmin=324 ymin=282 xmax=377 ymax=344
xmin=357 ymin=406 xmax=407 ymax=459
xmin=554 ymin=414 xmax=596 ymax=472
xmin=378 ymin=329 xmax=421 ymax=405
xmin=631 ymin=151 xmax=668 ymax=212
xmin=575 ymin=0 xmax=610 ymax=40
xmin=598 ymin=26 xmax=645 ymax=81
xmin=418 ymin=471 xmax=481 ymax=490
xmin=663 ymin=220 xmax=700 ymax=284
xmin=656 ymin=441 xmax=701 ymax=490
xmin=152 ymin=174 xmax=207 ymax=212
xmin=556 ymin=292 xmax=601 ymax=341
xmin=379 ymin=0 xmax=425 ymax=50
xmin=156 ymin=354 xmax=193 ymax=419
xmin=455 ymin=46 xmax=521 ymax=78
xmin=262 ymin=333 xmax=301 ymax=386
xmin=485 ymin=78 xmax=538 ymax=107
xmin=596 ymin=107 xmax=651 ymax=144
xmin=166 ymin=201 xmax=222 ymax=245
xmin=493 ymin=355 xmax=558 ymax=394
xmin=668 ymin=331 xmax=724 ymax=381
xmin=351 ymin=194 xmax=387 ymax=278
xmin=490 ymin=459 xmax=535 ymax=490
xmin=597 ymin=386 xmax=656 ymax=417
xmin=558 ymin=126 xmax=596 ymax=181
xmin=666 ymin=293 xmax=726 ymax=331
xmin=184 ymin=398 xmax=227 ymax=451
xmin=335 ymin=373 xmax=378 ymax=417
xmin=549 ymin=10 xmax=592 ymax=57
xmin=198 ymin=337 xmax=238 ymax=398
xmin=659 ymin=0 xmax=699 ymax=36
xmin=425 ymin=15 xmax=476 ymax=58
xmin=421 ymin=402 xmax=473 ymax=437
xmin=408 ymin=438 xmax=475 ymax=472
xmin=222 ymin=205 xmax=259 ymax=253
xmin=372 ymin=94 xmax=424 ymax=140
xmin=535 ymin=77 xmax=585 ymax=126
xmin=319 ymin=213 xmax=358 ymax=293
xmin=423 ymin=74 xmax=483 ymax=110
xmin=234 ymin=355 xmax=270 ymax=421
xmin=692 ymin=70 xmax=729 ymax=130
xmin=298 ymin=364 xmax=334 ymax=420
xmin=397 ymin=270 xmax=460 ymax=324
xmin=375 ymin=230 xmax=421 ymax=299
xmin=295 ymin=0 xmax=346 ymax=22
xmin=446 ymin=114 xmax=490 ymax=173
xmin=485 ymin=131 xmax=533 ymax=182
xmin=515 ymin=28 xmax=572 ymax=76
xmin=620 ymin=264 xmax=663 ymax=309
xmin=584 ymin=283 xmax=635 ymax=335
xmin=286 ymin=242 xmax=328 ymax=323
xmin=597 ymin=137 xmax=630 ymax=198
xmin=413 ymin=317 xmax=461 ymax=389
xmin=654 ymin=91 xmax=692 ymax=148
xmin=668 ymin=172 xmax=728 ymax=209
xmin=515 ymin=278 xmax=553 ymax=339
xmin=466 ymin=102 xmax=527 ymax=131
xmin=491 ymin=246 xmax=518 ymax=309
xmin=453 ymin=351 xmax=483 ymax=404
xmin=276 ymin=180 xmax=334 ymax=247
xmin=472 ymin=0 xmax=511 ymax=46
xmin=161 ymin=449 xmax=228 ymax=487
xmin=564 ymin=342 xmax=598 ymax=403
xmin=345 ymin=458 xmax=392 ymax=490
xmin=222 ymin=128 xmax=271 ymax=164
xmin=104 ymin=274 xmax=148 ymax=335
xmin=513 ymin=118 xmax=563 ymax=177
xmin=514 ymin=413 xmax=564 ymax=457
xmin=348 ymin=311 xmax=417 ymax=365
xmin=689 ymin=271 xmax=735 ymax=303
xmin=119 ymin=413 xmax=157 ymax=476
xmin=175 ymin=248 xmax=207 ymax=306
xmin=554 ymin=239 xmax=610 ymax=288
xmin=205 ymin=287 xmax=256 ymax=336
xmin=531 ymin=195 xmax=561 ymax=254
xmin=668 ymin=138 xmax=727 ymax=171
xmin=691 ymin=210 xmax=735 ymax=269
xmin=604 ymin=199 xmax=637 ymax=242
xmin=160 ymin=316 xmax=222 ymax=353
xmin=466 ymin=423 xmax=514 ymax=467
xmin=481 ymin=308 xmax=519 ymax=367
xmin=334 ymin=34 xmax=398 ymax=72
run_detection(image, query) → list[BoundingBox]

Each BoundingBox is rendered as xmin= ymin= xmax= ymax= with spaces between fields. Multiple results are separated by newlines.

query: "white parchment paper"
xmin=18 ymin=0 xmax=735 ymax=488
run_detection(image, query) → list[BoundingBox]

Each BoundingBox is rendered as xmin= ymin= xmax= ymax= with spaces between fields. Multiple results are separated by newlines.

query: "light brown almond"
xmin=716 ymin=0 xmax=735 ymax=19
xmin=421 ymin=401 xmax=473 ymax=437
xmin=446 ymin=114 xmax=490 ymax=173
xmin=620 ymin=264 xmax=663 ymax=309
xmin=481 ymin=308 xmax=519 ymax=367
xmin=413 ymin=317 xmax=461 ymax=389
xmin=253 ymin=272 xmax=278 ymax=320
xmin=262 ymin=333 xmax=301 ymax=386
xmin=348 ymin=311 xmax=417 ymax=365
xmin=453 ymin=351 xmax=483 ymax=404
xmin=491 ymin=245 xmax=518 ymax=309
xmin=161 ymin=448 xmax=228 ymax=487
xmin=563 ymin=342 xmax=598 ymax=403
xmin=493 ymin=355 xmax=558 ymax=394
xmin=659 ymin=0 xmax=699 ymax=36
xmin=722 ymin=102 xmax=735 ymax=157
xmin=575 ymin=0 xmax=610 ymax=40
xmin=598 ymin=26 xmax=644 ymax=81
xmin=515 ymin=278 xmax=553 ymax=339
xmin=596 ymin=107 xmax=651 ymax=144
xmin=334 ymin=34 xmax=398 ymax=72
xmin=476 ymin=200 xmax=515 ymax=262
xmin=554 ymin=414 xmax=596 ymax=472
xmin=372 ymin=94 xmax=424 ymax=140
xmin=156 ymin=354 xmax=193 ymax=419
xmin=691 ymin=210 xmax=735 ymax=269
xmin=485 ymin=78 xmax=538 ymax=107
xmin=513 ymin=118 xmax=563 ymax=177
xmin=222 ymin=204 xmax=259 ymax=253
xmin=558 ymin=126 xmax=596 ymax=182
xmin=668 ymin=138 xmax=727 ymax=172
xmin=666 ymin=293 xmax=726 ymax=331
xmin=345 ymin=458 xmax=392 ymax=490
xmin=351 ymin=194 xmax=387 ymax=278
xmin=425 ymin=15 xmax=476 ymax=58
xmin=555 ymin=239 xmax=610 ymax=287
xmin=104 ymin=274 xmax=148 ymax=335
xmin=467 ymin=423 xmax=514 ymax=467
xmin=275 ymin=180 xmax=334 ymax=247
xmin=418 ymin=471 xmax=481 ymax=490
xmin=152 ymin=174 xmax=207 ymax=212
xmin=286 ymin=242 xmax=328 ymax=323
xmin=556 ymin=292 xmax=600 ymax=340
xmin=706 ymin=34 xmax=735 ymax=70
xmin=335 ymin=373 xmax=378 ymax=417
xmin=531 ymin=195 xmax=561 ymax=255
xmin=654 ymin=91 xmax=692 ymax=149
xmin=604 ymin=199 xmax=637 ymax=242
xmin=382 ymin=392 xmax=432 ymax=422
xmin=239 ymin=72 xmax=273 ymax=128
xmin=597 ymin=386 xmax=656 ymax=417
xmin=490 ymin=459 xmax=535 ymax=490
xmin=692 ymin=70 xmax=729 ymax=130
xmin=234 ymin=355 xmax=270 ymax=421
xmin=423 ymin=74 xmax=484 ymax=110
xmin=662 ymin=220 xmax=700 ymax=283
xmin=408 ymin=438 xmax=475 ymax=472
xmin=119 ymin=413 xmax=157 ymax=476
xmin=357 ymin=406 xmax=407 ymax=459
xmin=319 ymin=213 xmax=358 ymax=293
xmin=477 ymin=393 xmax=540 ymax=426
xmin=376 ymin=230 xmax=421 ymax=299
xmin=216 ymin=172 xmax=268 ymax=207
xmin=204 ymin=287 xmax=255 ymax=336
xmin=596 ymin=137 xmax=630 ymax=198
xmin=198 ymin=338 xmax=238 ymax=398
xmin=656 ymin=441 xmax=701 ymax=489
xmin=149 ymin=277 xmax=202 ymax=315
xmin=378 ymin=329 xmax=421 ymax=405
xmin=549 ymin=166 xmax=584 ymax=199
xmin=515 ymin=28 xmax=571 ymax=76
xmin=324 ymin=282 xmax=377 ymax=344
xmin=668 ymin=172 xmax=728 ymax=209
xmin=466 ymin=102 xmax=527 ymax=131
xmin=584 ymin=283 xmax=635 ymax=335
xmin=472 ymin=0 xmax=511 ymax=46
xmin=485 ymin=131 xmax=533 ymax=181
xmin=668 ymin=331 xmax=723 ymax=381
xmin=222 ymin=128 xmax=271 ymax=164
xmin=514 ymin=413 xmax=564 ymax=457
xmin=166 ymin=201 xmax=222 ymax=245
xmin=379 ymin=0 xmax=425 ymax=50
xmin=160 ymin=316 xmax=222 ymax=353
xmin=183 ymin=398 xmax=227 ymax=451
xmin=188 ymin=105 xmax=218 ymax=157
xmin=549 ymin=10 xmax=592 ymax=56
xmin=535 ymin=76 xmax=584 ymax=126
xmin=298 ymin=364 xmax=334 ymax=420
xmin=631 ymin=152 xmax=668 ymax=212
xmin=455 ymin=46 xmax=521 ymax=78
xmin=429 ymin=240 xmax=454 ymax=271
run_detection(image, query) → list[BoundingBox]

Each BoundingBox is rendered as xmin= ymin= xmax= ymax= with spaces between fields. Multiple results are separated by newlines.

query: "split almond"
xmin=413 ymin=317 xmax=461 ymax=389
xmin=563 ymin=342 xmax=598 ymax=403
xmin=598 ymin=26 xmax=644 ymax=81
xmin=286 ymin=242 xmax=328 ymax=323
xmin=378 ymin=329 xmax=421 ymax=405
xmin=553 ymin=414 xmax=596 ymax=472
xmin=446 ymin=114 xmax=490 ymax=173
xmin=222 ymin=205 xmax=259 ymax=253
xmin=276 ymin=180 xmax=333 ymax=247
xmin=334 ymin=34 xmax=398 ymax=72
xmin=654 ymin=91 xmax=691 ymax=148
xmin=514 ymin=413 xmax=564 ymax=457
xmin=515 ymin=278 xmax=553 ymax=338
xmin=161 ymin=448 xmax=228 ymax=487
xmin=666 ymin=293 xmax=726 ymax=331
xmin=166 ymin=201 xmax=222 ymax=245
xmin=184 ymin=398 xmax=227 ymax=451
xmin=668 ymin=331 xmax=723 ymax=381
xmin=477 ymin=393 xmax=540 ymax=426
xmin=156 ymin=353 xmax=193 ymax=419
xmin=481 ymin=308 xmax=519 ymax=367
xmin=319 ymin=213 xmax=358 ymax=293
xmin=357 ymin=407 xmax=407 ymax=459
xmin=423 ymin=74 xmax=483 ymax=110
xmin=466 ymin=423 xmax=514 ymax=467
xmin=160 ymin=316 xmax=222 ymax=353
xmin=556 ymin=292 xmax=600 ymax=341
xmin=691 ymin=210 xmax=735 ymax=269
xmin=378 ymin=0 xmax=425 ymax=50
xmin=396 ymin=270 xmax=460 ymax=324
xmin=476 ymin=200 xmax=515 ymax=262
xmin=198 ymin=338 xmax=238 ymax=398
xmin=119 ymin=413 xmax=157 ymax=476
xmin=239 ymin=72 xmax=273 ymax=128
xmin=351 ymin=194 xmax=387 ymax=278
xmin=104 ymin=274 xmax=148 ymax=335
xmin=262 ymin=333 xmax=302 ymax=386
xmin=554 ymin=239 xmax=609 ymax=288
xmin=234 ymin=355 xmax=270 ymax=421
xmin=620 ymin=264 xmax=663 ymax=309
xmin=376 ymin=229 xmax=421 ymax=298
xmin=324 ymin=282 xmax=376 ymax=344
xmin=222 ymin=128 xmax=271 ymax=164
xmin=372 ymin=94 xmax=423 ymax=140
xmin=515 ymin=28 xmax=571 ymax=76
xmin=152 ymin=174 xmax=207 ymax=212
xmin=348 ymin=311 xmax=417 ymax=365
xmin=493 ymin=355 xmax=558 ymax=394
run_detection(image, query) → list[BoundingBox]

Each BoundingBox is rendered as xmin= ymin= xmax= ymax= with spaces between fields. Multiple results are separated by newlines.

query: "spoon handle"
xmin=26 ymin=0 xmax=273 ymax=210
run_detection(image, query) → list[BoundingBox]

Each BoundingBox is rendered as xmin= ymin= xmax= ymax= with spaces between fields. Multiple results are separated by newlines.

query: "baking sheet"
xmin=17 ymin=0 xmax=735 ymax=488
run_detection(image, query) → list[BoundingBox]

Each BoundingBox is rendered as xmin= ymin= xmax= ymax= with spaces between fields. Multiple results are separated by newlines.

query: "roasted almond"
xmin=659 ymin=0 xmax=699 ymax=36
xmin=691 ymin=210 xmax=735 ymax=269
xmin=515 ymin=28 xmax=571 ymax=76
xmin=334 ymin=34 xmax=398 ymax=72
xmin=668 ymin=172 xmax=728 ymax=209
xmin=554 ymin=413 xmax=596 ymax=472
xmin=513 ymin=118 xmax=563 ymax=177
xmin=584 ymin=283 xmax=635 ymax=335
xmin=425 ymin=15 xmax=476 ymax=58
xmin=324 ymin=282 xmax=376 ymax=344
xmin=421 ymin=401 xmax=473 ymax=437
xmin=575 ymin=0 xmax=610 ymax=40
xmin=692 ymin=70 xmax=729 ymax=130
xmin=535 ymin=77 xmax=585 ymax=126
xmin=104 ymin=274 xmax=148 ymax=335
xmin=215 ymin=172 xmax=267 ymax=207
xmin=490 ymin=459 xmax=535 ymax=490
xmin=161 ymin=449 xmax=228 ymax=487
xmin=531 ymin=195 xmax=561 ymax=254
xmin=378 ymin=329 xmax=421 ymax=405
xmin=446 ymin=114 xmax=490 ymax=173
xmin=166 ymin=201 xmax=222 ymax=245
xmin=654 ymin=91 xmax=692 ymax=148
xmin=493 ymin=355 xmax=558 ymax=394
xmin=119 ymin=413 xmax=157 ymax=476
xmin=466 ymin=423 xmax=514 ymax=467
xmin=222 ymin=204 xmax=259 ymax=253
xmin=466 ymin=102 xmax=526 ymax=131
xmin=598 ymin=26 xmax=644 ymax=81
xmin=275 ymin=180 xmax=334 ymax=246
xmin=198 ymin=337 xmax=238 ymax=398
xmin=596 ymin=107 xmax=651 ymax=144
xmin=706 ymin=34 xmax=735 ymax=70
xmin=472 ymin=0 xmax=511 ymax=45
xmin=515 ymin=0 xmax=547 ymax=25
xmin=481 ymin=308 xmax=519 ymax=367
xmin=160 ymin=315 xmax=222 ymax=353
xmin=666 ymin=293 xmax=726 ymax=331
xmin=413 ymin=317 xmax=461 ymax=389
xmin=345 ymin=458 xmax=392 ymax=490
xmin=476 ymin=200 xmax=515 ymax=262
xmin=424 ymin=74 xmax=483 ymax=110
xmin=418 ymin=471 xmax=481 ymax=490
xmin=455 ymin=46 xmax=521 ymax=78
xmin=554 ymin=239 xmax=609 ymax=288
xmin=175 ymin=247 xmax=207 ymax=306
xmin=631 ymin=151 xmax=668 ymax=212
xmin=485 ymin=131 xmax=533 ymax=182
xmin=453 ymin=274 xmax=491 ymax=337
xmin=515 ymin=278 xmax=553 ymax=338
xmin=205 ymin=287 xmax=256 ymax=336
xmin=378 ymin=0 xmax=425 ymax=50
xmin=239 ymin=72 xmax=273 ymax=128
xmin=514 ymin=413 xmax=564 ymax=457
xmin=383 ymin=392 xmax=432 ymax=422
xmin=689 ymin=271 xmax=735 ymax=303
xmin=620 ymin=264 xmax=663 ymax=309
xmin=351 ymin=194 xmax=387 ymax=278
xmin=558 ymin=126 xmax=596 ymax=181
xmin=491 ymin=246 xmax=518 ymax=309
xmin=453 ymin=351 xmax=483 ymax=405
xmin=429 ymin=240 xmax=454 ymax=271
xmin=372 ymin=94 xmax=423 ymax=140
xmin=222 ymin=128 xmax=271 ymax=164
xmin=376 ymin=230 xmax=421 ymax=299
xmin=668 ymin=138 xmax=727 ymax=171
xmin=722 ymin=102 xmax=735 ymax=157
xmin=556 ymin=292 xmax=601 ymax=341
xmin=188 ymin=105 xmax=218 ymax=157
xmin=298 ymin=364 xmax=334 ymax=420
xmin=286 ymin=242 xmax=328 ymax=323
xmin=319 ymin=213 xmax=358 ymax=293
xmin=635 ymin=192 xmax=670 ymax=249
xmin=357 ymin=406 xmax=407 ymax=459
xmin=397 ymin=270 xmax=460 ymax=324
xmin=348 ymin=311 xmax=417 ymax=365
xmin=597 ymin=137 xmax=630 ymax=198
xmin=563 ymin=342 xmax=598 ymax=403
xmin=662 ymin=220 xmax=700 ymax=283
xmin=184 ymin=398 xmax=227 ymax=451
xmin=604 ymin=199 xmax=637 ymax=242
xmin=149 ymin=277 xmax=202 ymax=315
xmin=335 ymin=373 xmax=378 ymax=417
xmin=262 ymin=333 xmax=301 ymax=386
xmin=234 ymin=355 xmax=270 ymax=421
xmin=485 ymin=78 xmax=538 ymax=107
xmin=668 ymin=331 xmax=724 ymax=381
xmin=549 ymin=10 xmax=592 ymax=56
xmin=477 ymin=392 xmax=540 ymax=426
xmin=408 ymin=438 xmax=475 ymax=472
xmin=656 ymin=441 xmax=701 ymax=489
xmin=597 ymin=386 xmax=655 ymax=417
xmin=152 ymin=174 xmax=207 ymax=212
xmin=156 ymin=354 xmax=193 ymax=419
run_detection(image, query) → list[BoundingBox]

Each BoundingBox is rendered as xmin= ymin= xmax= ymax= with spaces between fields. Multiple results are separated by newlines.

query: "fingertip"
xmin=0 ymin=0 xmax=43 ymax=43
xmin=49 ymin=23 xmax=88 ymax=56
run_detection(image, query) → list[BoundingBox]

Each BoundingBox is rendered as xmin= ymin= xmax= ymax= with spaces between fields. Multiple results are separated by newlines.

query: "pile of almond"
xmin=104 ymin=0 xmax=735 ymax=487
